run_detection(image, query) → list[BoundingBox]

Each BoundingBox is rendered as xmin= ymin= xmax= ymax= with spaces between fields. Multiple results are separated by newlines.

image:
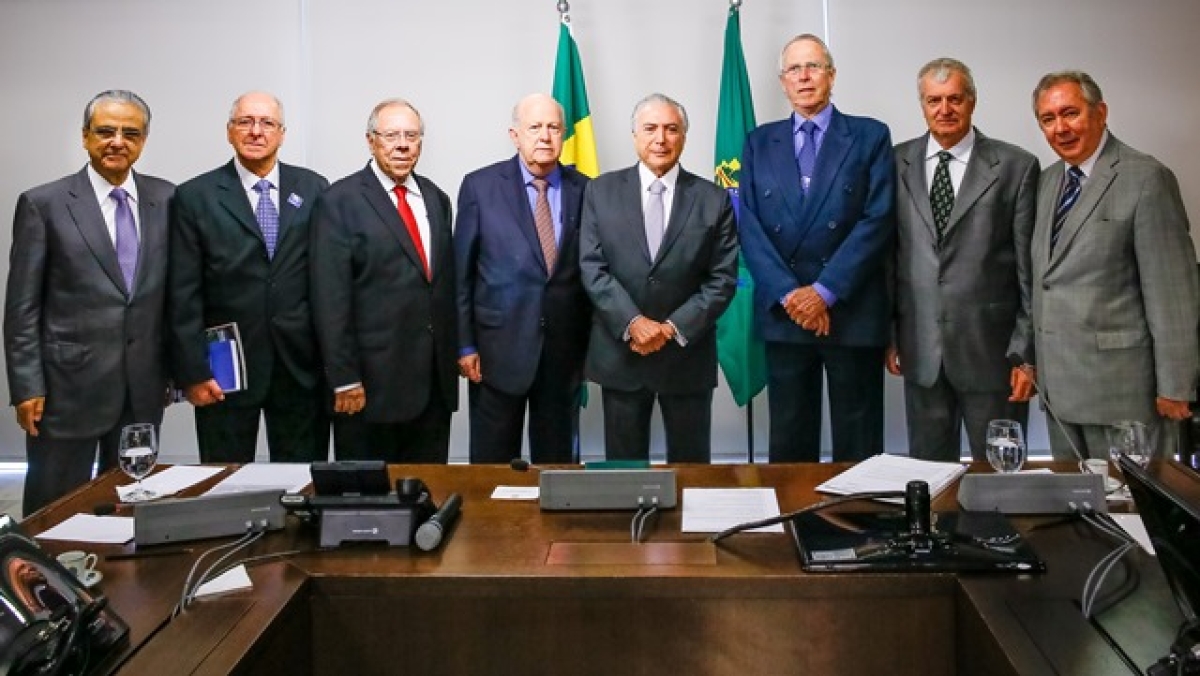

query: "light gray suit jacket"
xmin=1032 ymin=133 xmax=1199 ymax=424
xmin=892 ymin=130 xmax=1039 ymax=392
xmin=4 ymin=167 xmax=174 ymax=438
xmin=579 ymin=165 xmax=739 ymax=394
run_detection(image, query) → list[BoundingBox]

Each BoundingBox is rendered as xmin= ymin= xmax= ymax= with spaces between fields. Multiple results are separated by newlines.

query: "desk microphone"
xmin=905 ymin=480 xmax=931 ymax=538
xmin=414 ymin=493 xmax=462 ymax=551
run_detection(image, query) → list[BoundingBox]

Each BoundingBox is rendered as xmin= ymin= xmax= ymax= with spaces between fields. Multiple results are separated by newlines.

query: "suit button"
xmin=540 ymin=318 xmax=547 ymax=328
xmin=827 ymin=221 xmax=837 ymax=230
xmin=774 ymin=225 xmax=782 ymax=234
xmin=648 ymin=276 xmax=657 ymax=284
xmin=427 ymin=324 xmax=434 ymax=333
xmin=1043 ymin=283 xmax=1050 ymax=290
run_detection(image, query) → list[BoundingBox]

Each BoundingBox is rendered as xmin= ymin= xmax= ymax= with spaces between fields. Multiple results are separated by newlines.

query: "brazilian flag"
xmin=714 ymin=5 xmax=767 ymax=407
xmin=552 ymin=20 xmax=599 ymax=178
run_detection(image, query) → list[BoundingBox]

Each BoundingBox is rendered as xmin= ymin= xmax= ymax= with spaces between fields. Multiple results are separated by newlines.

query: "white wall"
xmin=1 ymin=0 xmax=1198 ymax=462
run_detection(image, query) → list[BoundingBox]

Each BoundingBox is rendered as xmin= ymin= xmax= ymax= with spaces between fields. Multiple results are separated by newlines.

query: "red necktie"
xmin=393 ymin=185 xmax=430 ymax=279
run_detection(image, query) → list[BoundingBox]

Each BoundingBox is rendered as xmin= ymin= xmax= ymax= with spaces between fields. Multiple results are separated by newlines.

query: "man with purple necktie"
xmin=4 ymin=90 xmax=174 ymax=515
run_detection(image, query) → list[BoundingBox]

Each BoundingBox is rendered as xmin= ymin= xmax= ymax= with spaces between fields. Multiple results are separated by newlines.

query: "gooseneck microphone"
xmin=414 ymin=493 xmax=462 ymax=551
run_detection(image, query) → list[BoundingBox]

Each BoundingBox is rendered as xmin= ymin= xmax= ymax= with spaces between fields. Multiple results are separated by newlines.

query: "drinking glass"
xmin=985 ymin=419 xmax=1027 ymax=473
xmin=118 ymin=423 xmax=159 ymax=502
xmin=1106 ymin=420 xmax=1153 ymax=469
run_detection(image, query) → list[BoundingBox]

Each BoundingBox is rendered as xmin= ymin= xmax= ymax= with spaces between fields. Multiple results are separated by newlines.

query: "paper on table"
xmin=816 ymin=453 xmax=967 ymax=501
xmin=204 ymin=462 xmax=311 ymax=496
xmin=116 ymin=465 xmax=224 ymax=502
xmin=1109 ymin=514 xmax=1155 ymax=554
xmin=193 ymin=564 xmax=253 ymax=598
xmin=491 ymin=486 xmax=539 ymax=500
xmin=35 ymin=514 xmax=134 ymax=544
xmin=681 ymin=488 xmax=784 ymax=533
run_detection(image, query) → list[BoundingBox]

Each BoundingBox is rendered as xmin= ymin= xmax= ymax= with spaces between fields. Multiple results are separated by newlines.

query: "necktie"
xmin=253 ymin=179 xmax=279 ymax=259
xmin=797 ymin=120 xmax=818 ymax=195
xmin=531 ymin=177 xmax=557 ymax=273
xmin=930 ymin=151 xmax=955 ymax=246
xmin=1050 ymin=165 xmax=1084 ymax=255
xmin=393 ymin=185 xmax=430 ymax=279
xmin=110 ymin=187 xmax=138 ymax=291
xmin=645 ymin=179 xmax=666 ymax=259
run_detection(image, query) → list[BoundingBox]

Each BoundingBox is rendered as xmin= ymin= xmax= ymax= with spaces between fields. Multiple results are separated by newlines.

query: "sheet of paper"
xmin=681 ymin=488 xmax=783 ymax=533
xmin=35 ymin=514 xmax=134 ymax=544
xmin=204 ymin=462 xmax=311 ymax=496
xmin=116 ymin=465 xmax=224 ymax=502
xmin=491 ymin=486 xmax=539 ymax=500
xmin=194 ymin=564 xmax=253 ymax=597
xmin=1109 ymin=514 xmax=1155 ymax=554
xmin=816 ymin=453 xmax=967 ymax=500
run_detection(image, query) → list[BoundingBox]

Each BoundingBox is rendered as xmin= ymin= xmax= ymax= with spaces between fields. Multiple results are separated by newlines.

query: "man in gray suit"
xmin=887 ymin=58 xmax=1039 ymax=461
xmin=1031 ymin=70 xmax=1199 ymax=459
xmin=4 ymin=90 xmax=174 ymax=514
xmin=580 ymin=93 xmax=738 ymax=463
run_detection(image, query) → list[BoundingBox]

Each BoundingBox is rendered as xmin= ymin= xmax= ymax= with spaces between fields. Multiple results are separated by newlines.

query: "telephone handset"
xmin=0 ymin=516 xmax=127 ymax=676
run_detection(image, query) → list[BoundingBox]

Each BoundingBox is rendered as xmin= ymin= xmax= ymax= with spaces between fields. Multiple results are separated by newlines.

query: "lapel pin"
xmin=287 ymin=193 xmax=303 ymax=208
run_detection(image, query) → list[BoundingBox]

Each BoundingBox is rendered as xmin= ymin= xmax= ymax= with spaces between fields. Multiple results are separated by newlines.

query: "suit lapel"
xmin=1050 ymin=138 xmax=1120 ymax=266
xmin=945 ymin=133 xmax=1000 ymax=239
xmin=132 ymin=171 xmax=167 ymax=297
xmin=502 ymin=157 xmax=549 ymax=274
xmin=358 ymin=165 xmax=426 ymax=277
xmin=417 ymin=175 xmax=450 ymax=283
xmin=276 ymin=163 xmax=300 ymax=250
xmin=215 ymin=161 xmax=266 ymax=249
xmin=558 ymin=167 xmax=586 ymax=265
xmin=899 ymin=136 xmax=937 ymax=244
xmin=765 ymin=122 xmax=805 ymax=231
xmin=65 ymin=169 xmax=127 ymax=294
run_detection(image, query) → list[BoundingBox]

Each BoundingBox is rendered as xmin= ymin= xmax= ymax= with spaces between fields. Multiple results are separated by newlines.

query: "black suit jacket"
xmin=168 ymin=160 xmax=329 ymax=405
xmin=454 ymin=156 xmax=590 ymax=396
xmin=579 ymin=165 xmax=739 ymax=394
xmin=4 ymin=167 xmax=174 ymax=437
xmin=309 ymin=164 xmax=458 ymax=422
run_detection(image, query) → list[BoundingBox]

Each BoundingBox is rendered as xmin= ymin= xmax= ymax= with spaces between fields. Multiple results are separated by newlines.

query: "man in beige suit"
xmin=1030 ymin=70 xmax=1199 ymax=459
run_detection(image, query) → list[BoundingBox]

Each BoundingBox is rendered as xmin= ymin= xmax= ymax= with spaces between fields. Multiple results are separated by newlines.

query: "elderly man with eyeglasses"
xmin=309 ymin=98 xmax=458 ymax=463
xmin=168 ymin=91 xmax=331 ymax=463
xmin=4 ymin=90 xmax=174 ymax=515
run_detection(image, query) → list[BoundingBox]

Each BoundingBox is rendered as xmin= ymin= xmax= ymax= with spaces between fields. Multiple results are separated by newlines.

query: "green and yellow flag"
xmin=714 ymin=4 xmax=767 ymax=407
xmin=552 ymin=19 xmax=599 ymax=178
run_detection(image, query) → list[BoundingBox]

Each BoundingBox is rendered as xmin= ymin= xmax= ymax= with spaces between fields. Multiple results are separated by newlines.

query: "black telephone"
xmin=0 ymin=516 xmax=127 ymax=676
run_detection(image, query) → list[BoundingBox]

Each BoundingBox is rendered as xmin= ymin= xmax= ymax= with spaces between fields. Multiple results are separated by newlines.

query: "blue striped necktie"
xmin=1050 ymin=166 xmax=1083 ymax=255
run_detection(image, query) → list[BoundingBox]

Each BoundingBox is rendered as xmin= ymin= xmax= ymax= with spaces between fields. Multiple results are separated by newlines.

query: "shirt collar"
xmin=233 ymin=158 xmax=280 ymax=192
xmin=1071 ymin=129 xmax=1110 ymax=178
xmin=370 ymin=159 xmax=421 ymax=196
xmin=924 ymin=127 xmax=976 ymax=162
xmin=638 ymin=162 xmax=680 ymax=193
xmin=86 ymin=164 xmax=138 ymax=203
xmin=791 ymin=103 xmax=834 ymax=135
xmin=518 ymin=158 xmax=562 ymax=188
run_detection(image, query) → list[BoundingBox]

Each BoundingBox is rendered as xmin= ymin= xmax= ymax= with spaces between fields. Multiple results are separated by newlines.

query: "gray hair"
xmin=82 ymin=90 xmax=151 ymax=131
xmin=229 ymin=91 xmax=286 ymax=125
xmin=629 ymin=93 xmax=690 ymax=133
xmin=511 ymin=93 xmax=565 ymax=128
xmin=778 ymin=33 xmax=835 ymax=73
xmin=366 ymin=98 xmax=425 ymax=135
xmin=917 ymin=57 xmax=977 ymax=101
xmin=1031 ymin=70 xmax=1104 ymax=114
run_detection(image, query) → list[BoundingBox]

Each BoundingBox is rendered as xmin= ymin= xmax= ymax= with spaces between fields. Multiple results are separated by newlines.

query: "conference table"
xmin=21 ymin=461 xmax=1189 ymax=676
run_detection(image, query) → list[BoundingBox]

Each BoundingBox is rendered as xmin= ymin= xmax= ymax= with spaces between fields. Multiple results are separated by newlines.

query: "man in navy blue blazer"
xmin=740 ymin=34 xmax=897 ymax=462
xmin=454 ymin=93 xmax=591 ymax=464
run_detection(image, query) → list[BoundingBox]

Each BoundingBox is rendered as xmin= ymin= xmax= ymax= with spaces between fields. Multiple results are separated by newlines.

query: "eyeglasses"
xmin=230 ymin=117 xmax=283 ymax=133
xmin=89 ymin=126 xmax=144 ymax=142
xmin=372 ymin=130 xmax=422 ymax=145
xmin=781 ymin=62 xmax=830 ymax=79
xmin=520 ymin=123 xmax=563 ymax=137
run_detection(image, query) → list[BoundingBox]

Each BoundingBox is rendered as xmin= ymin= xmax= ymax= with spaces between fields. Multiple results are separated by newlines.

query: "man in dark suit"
xmin=1030 ymin=71 xmax=1198 ymax=459
xmin=455 ymin=93 xmax=590 ymax=464
xmin=888 ymin=58 xmax=1039 ymax=462
xmin=169 ymin=92 xmax=330 ymax=463
xmin=4 ymin=90 xmax=173 ymax=514
xmin=310 ymin=99 xmax=458 ymax=462
xmin=740 ymin=34 xmax=896 ymax=463
xmin=580 ymin=93 xmax=738 ymax=463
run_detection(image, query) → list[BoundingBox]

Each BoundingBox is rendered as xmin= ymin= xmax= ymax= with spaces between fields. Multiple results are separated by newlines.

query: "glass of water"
xmin=985 ymin=419 xmax=1027 ymax=473
xmin=118 ymin=423 xmax=159 ymax=502
xmin=1106 ymin=420 xmax=1153 ymax=469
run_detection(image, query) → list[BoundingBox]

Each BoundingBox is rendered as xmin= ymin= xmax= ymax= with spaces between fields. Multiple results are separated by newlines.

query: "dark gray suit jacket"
xmin=1032 ymin=134 xmax=1199 ymax=423
xmin=892 ymin=130 xmax=1039 ymax=392
xmin=309 ymin=165 xmax=458 ymax=422
xmin=168 ymin=160 xmax=329 ymax=405
xmin=4 ymin=167 xmax=174 ymax=437
xmin=579 ymin=165 xmax=738 ymax=394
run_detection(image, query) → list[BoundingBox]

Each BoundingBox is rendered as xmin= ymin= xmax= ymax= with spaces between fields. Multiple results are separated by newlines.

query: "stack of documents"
xmin=816 ymin=453 xmax=968 ymax=500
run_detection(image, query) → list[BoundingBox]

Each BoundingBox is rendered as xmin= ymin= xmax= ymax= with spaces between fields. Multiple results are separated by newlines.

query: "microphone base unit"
xmin=319 ymin=508 xmax=418 ymax=548
xmin=957 ymin=473 xmax=1108 ymax=514
xmin=134 ymin=490 xmax=287 ymax=545
xmin=539 ymin=469 xmax=677 ymax=511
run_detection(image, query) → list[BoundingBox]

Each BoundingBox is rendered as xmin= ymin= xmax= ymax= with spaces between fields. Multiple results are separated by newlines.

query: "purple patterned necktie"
xmin=797 ymin=119 xmax=818 ymax=195
xmin=110 ymin=187 xmax=138 ymax=291
xmin=253 ymin=178 xmax=280 ymax=259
